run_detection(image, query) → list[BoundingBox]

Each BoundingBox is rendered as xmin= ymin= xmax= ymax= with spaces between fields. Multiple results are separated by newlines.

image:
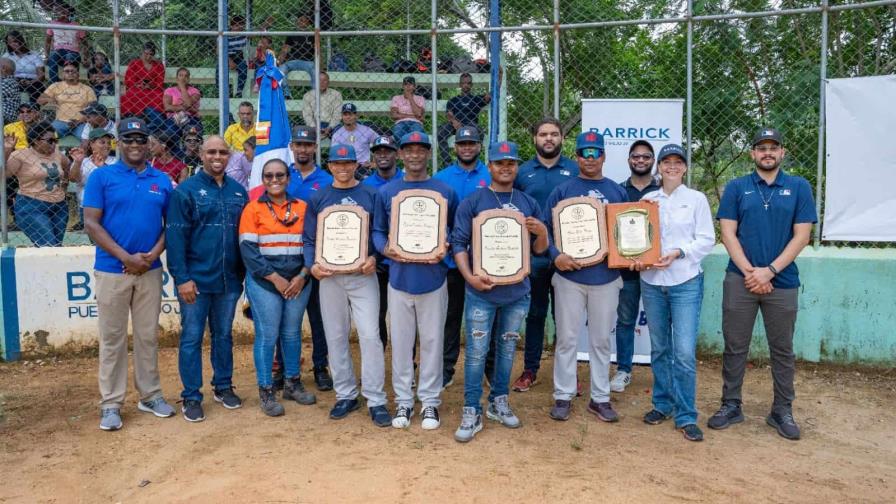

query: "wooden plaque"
xmin=314 ymin=205 xmax=369 ymax=273
xmin=607 ymin=200 xmax=662 ymax=269
xmin=471 ymin=209 xmax=530 ymax=285
xmin=388 ymin=189 xmax=449 ymax=262
xmin=551 ymin=196 xmax=609 ymax=267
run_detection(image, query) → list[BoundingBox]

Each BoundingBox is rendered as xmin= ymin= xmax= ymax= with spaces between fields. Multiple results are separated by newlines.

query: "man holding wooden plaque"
xmin=372 ymin=131 xmax=457 ymax=431
xmin=304 ymin=144 xmax=391 ymax=427
xmin=543 ymin=130 xmax=627 ymax=423
xmin=449 ymin=141 xmax=549 ymax=443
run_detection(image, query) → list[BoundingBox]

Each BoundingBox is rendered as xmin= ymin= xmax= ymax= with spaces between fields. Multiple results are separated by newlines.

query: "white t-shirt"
xmin=79 ymin=121 xmax=117 ymax=141
xmin=3 ymin=51 xmax=44 ymax=80
xmin=78 ymin=156 xmax=116 ymax=204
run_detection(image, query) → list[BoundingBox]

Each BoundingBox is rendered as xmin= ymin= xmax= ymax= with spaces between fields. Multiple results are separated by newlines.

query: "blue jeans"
xmin=392 ymin=121 xmax=425 ymax=142
xmin=248 ymin=275 xmax=312 ymax=388
xmin=14 ymin=195 xmax=67 ymax=246
xmin=614 ymin=277 xmax=642 ymax=373
xmin=522 ymin=257 xmax=554 ymax=373
xmin=463 ymin=291 xmax=530 ymax=413
xmin=640 ymin=273 xmax=704 ymax=427
xmin=51 ymin=120 xmax=83 ymax=138
xmin=47 ymin=49 xmax=80 ymax=83
xmin=177 ymin=290 xmax=242 ymax=402
xmin=217 ymin=56 xmax=248 ymax=98
xmin=278 ymin=59 xmax=316 ymax=98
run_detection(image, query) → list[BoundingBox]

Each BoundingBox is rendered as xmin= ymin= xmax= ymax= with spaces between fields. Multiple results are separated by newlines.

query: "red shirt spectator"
xmin=121 ymin=42 xmax=165 ymax=117
xmin=149 ymin=133 xmax=187 ymax=183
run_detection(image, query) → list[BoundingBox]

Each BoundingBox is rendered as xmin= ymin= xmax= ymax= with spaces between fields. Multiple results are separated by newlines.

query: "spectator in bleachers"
xmin=3 ymin=30 xmax=46 ymax=103
xmin=149 ymin=133 xmax=188 ymax=184
xmin=163 ymin=67 xmax=202 ymax=136
xmin=437 ymin=72 xmax=491 ymax=167
xmin=1 ymin=57 xmax=21 ymax=123
xmin=120 ymin=42 xmax=166 ymax=132
xmin=302 ymin=71 xmax=342 ymax=139
xmin=38 ymin=60 xmax=96 ymax=137
xmin=4 ymin=102 xmax=41 ymax=151
xmin=181 ymin=127 xmax=203 ymax=175
xmin=44 ymin=3 xmax=86 ymax=83
xmin=224 ymin=15 xmax=249 ymax=99
xmin=225 ymin=136 xmax=255 ymax=189
xmin=251 ymin=35 xmax=274 ymax=73
xmin=278 ymin=3 xmax=332 ymax=98
xmin=331 ymin=103 xmax=377 ymax=168
xmin=69 ymin=129 xmax=116 ymax=230
xmin=77 ymin=102 xmax=116 ymax=149
xmin=224 ymin=101 xmax=255 ymax=153
xmin=390 ymin=76 xmax=426 ymax=141
xmin=87 ymin=51 xmax=114 ymax=96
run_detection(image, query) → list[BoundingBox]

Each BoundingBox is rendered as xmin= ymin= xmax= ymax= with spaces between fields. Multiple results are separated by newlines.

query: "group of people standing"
xmin=87 ymin=115 xmax=815 ymax=445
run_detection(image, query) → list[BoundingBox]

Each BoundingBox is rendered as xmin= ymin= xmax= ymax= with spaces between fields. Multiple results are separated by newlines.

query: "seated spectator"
xmin=38 ymin=60 xmax=96 ymax=137
xmin=87 ymin=51 xmax=114 ymax=96
xmin=225 ymin=136 xmax=255 ymax=189
xmin=3 ymin=30 xmax=46 ymax=102
xmin=163 ymin=67 xmax=202 ymax=135
xmin=150 ymin=133 xmax=188 ymax=184
xmin=277 ymin=3 xmax=332 ymax=98
xmin=301 ymin=71 xmax=341 ymax=138
xmin=77 ymin=102 xmax=116 ymax=149
xmin=1 ymin=57 xmax=21 ymax=123
xmin=69 ymin=129 xmax=116 ymax=230
xmin=390 ymin=76 xmax=426 ymax=141
xmin=120 ymin=42 xmax=166 ymax=132
xmin=44 ymin=3 xmax=86 ymax=83
xmin=3 ymin=101 xmax=41 ymax=150
xmin=437 ymin=72 xmax=490 ymax=166
xmin=331 ymin=103 xmax=377 ymax=168
xmin=224 ymin=101 xmax=255 ymax=152
xmin=181 ymin=127 xmax=203 ymax=176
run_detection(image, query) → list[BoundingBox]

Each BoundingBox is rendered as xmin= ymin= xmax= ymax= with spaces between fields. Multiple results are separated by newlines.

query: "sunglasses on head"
xmin=120 ymin=136 xmax=149 ymax=145
xmin=263 ymin=172 xmax=288 ymax=181
xmin=579 ymin=148 xmax=603 ymax=159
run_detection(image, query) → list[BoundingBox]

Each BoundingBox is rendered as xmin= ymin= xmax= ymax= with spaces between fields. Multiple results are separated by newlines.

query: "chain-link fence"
xmin=0 ymin=0 xmax=893 ymax=247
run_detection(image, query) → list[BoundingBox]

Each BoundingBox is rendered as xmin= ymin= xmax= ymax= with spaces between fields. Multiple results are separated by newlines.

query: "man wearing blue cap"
xmin=434 ymin=125 xmax=491 ymax=388
xmin=305 ymin=144 xmax=392 ymax=427
xmin=372 ymin=130 xmax=457 ymax=430
xmin=331 ymin=103 xmax=378 ymax=168
xmin=543 ymin=130 xmax=627 ymax=423
xmin=451 ymin=141 xmax=549 ymax=443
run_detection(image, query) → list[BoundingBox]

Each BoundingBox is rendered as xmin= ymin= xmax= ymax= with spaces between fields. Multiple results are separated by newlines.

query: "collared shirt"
xmin=515 ymin=155 xmax=579 ymax=209
xmin=1 ymin=77 xmax=20 ymax=123
xmin=716 ymin=170 xmax=817 ymax=289
xmin=165 ymin=171 xmax=248 ymax=293
xmin=83 ymin=160 xmax=172 ymax=273
xmin=619 ymin=175 xmax=661 ymax=281
xmin=303 ymin=183 xmax=378 ymax=267
xmin=287 ymin=164 xmax=334 ymax=202
xmin=331 ymin=123 xmax=378 ymax=164
xmin=434 ymin=159 xmax=491 ymax=269
xmin=239 ymin=191 xmax=307 ymax=294
xmin=390 ymin=94 xmax=425 ymax=124
xmin=362 ymin=168 xmax=404 ymax=189
xmin=224 ymin=152 xmax=253 ymax=189
xmin=302 ymin=88 xmax=343 ymax=128
xmin=3 ymin=51 xmax=43 ymax=80
xmin=446 ymin=94 xmax=488 ymax=126
xmin=640 ymin=185 xmax=716 ymax=287
xmin=224 ymin=123 xmax=254 ymax=152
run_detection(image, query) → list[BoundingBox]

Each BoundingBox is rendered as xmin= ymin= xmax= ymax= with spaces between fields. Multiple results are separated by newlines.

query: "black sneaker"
xmin=766 ymin=410 xmax=801 ymax=440
xmin=680 ymin=423 xmax=704 ymax=442
xmin=329 ymin=399 xmax=360 ymax=420
xmin=643 ymin=409 xmax=671 ymax=425
xmin=421 ymin=406 xmax=441 ymax=430
xmin=707 ymin=401 xmax=744 ymax=430
xmin=392 ymin=405 xmax=413 ymax=429
xmin=182 ymin=400 xmax=205 ymax=423
xmin=213 ymin=387 xmax=243 ymax=409
xmin=369 ymin=405 xmax=392 ymax=427
xmin=314 ymin=367 xmax=334 ymax=391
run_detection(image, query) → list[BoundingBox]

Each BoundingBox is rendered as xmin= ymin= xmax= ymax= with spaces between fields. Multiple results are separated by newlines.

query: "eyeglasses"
xmin=204 ymin=149 xmax=230 ymax=156
xmin=753 ymin=145 xmax=782 ymax=154
xmin=263 ymin=172 xmax=288 ymax=181
xmin=39 ymin=136 xmax=58 ymax=144
xmin=579 ymin=148 xmax=604 ymax=159
xmin=629 ymin=154 xmax=653 ymax=161
xmin=120 ymin=136 xmax=149 ymax=145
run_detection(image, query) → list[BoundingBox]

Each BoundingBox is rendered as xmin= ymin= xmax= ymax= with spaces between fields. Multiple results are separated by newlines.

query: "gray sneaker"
xmin=137 ymin=397 xmax=176 ymax=418
xmin=454 ymin=407 xmax=483 ymax=443
xmin=99 ymin=408 xmax=122 ymax=431
xmin=259 ymin=387 xmax=284 ymax=417
xmin=283 ymin=377 xmax=317 ymax=405
xmin=486 ymin=394 xmax=521 ymax=429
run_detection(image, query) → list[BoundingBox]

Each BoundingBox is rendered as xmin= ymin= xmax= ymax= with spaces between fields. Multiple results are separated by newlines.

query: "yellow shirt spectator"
xmin=3 ymin=121 xmax=28 ymax=150
xmin=224 ymin=123 xmax=254 ymax=153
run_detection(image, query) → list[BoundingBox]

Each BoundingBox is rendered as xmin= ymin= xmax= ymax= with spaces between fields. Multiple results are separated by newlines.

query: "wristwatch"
xmin=768 ymin=264 xmax=779 ymax=275
xmin=298 ymin=269 xmax=309 ymax=279
xmin=677 ymin=248 xmax=686 ymax=259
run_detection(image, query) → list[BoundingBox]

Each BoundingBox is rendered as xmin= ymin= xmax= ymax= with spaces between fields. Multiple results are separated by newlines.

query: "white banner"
xmin=823 ymin=75 xmax=896 ymax=241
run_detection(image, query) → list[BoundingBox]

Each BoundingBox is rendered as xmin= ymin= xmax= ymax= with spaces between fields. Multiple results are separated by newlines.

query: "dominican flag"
xmin=248 ymin=52 xmax=292 ymax=200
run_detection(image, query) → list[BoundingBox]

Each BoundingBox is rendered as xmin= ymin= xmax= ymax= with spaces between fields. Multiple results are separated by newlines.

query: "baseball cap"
xmin=291 ymin=125 xmax=317 ymax=143
xmin=80 ymin=102 xmax=108 ymax=117
xmin=628 ymin=139 xmax=655 ymax=155
xmin=329 ymin=143 xmax=357 ymax=162
xmin=399 ymin=131 xmax=431 ymax=148
xmin=118 ymin=118 xmax=148 ymax=137
xmin=371 ymin=135 xmax=398 ymax=151
xmin=488 ymin=141 xmax=521 ymax=162
xmin=454 ymin=126 xmax=481 ymax=144
xmin=575 ymin=130 xmax=605 ymax=152
xmin=752 ymin=127 xmax=783 ymax=146
xmin=341 ymin=103 xmax=357 ymax=114
xmin=402 ymin=76 xmax=416 ymax=85
xmin=657 ymin=143 xmax=688 ymax=165
xmin=88 ymin=128 xmax=114 ymax=141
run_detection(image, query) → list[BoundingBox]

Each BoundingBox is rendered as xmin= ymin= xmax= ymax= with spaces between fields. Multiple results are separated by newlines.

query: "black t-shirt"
xmin=284 ymin=35 xmax=314 ymax=62
xmin=447 ymin=94 xmax=488 ymax=126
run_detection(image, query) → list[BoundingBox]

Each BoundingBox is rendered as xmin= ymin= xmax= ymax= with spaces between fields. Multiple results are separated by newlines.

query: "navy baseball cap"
xmin=329 ymin=143 xmax=357 ymax=162
xmin=399 ymin=131 xmax=431 ymax=148
xmin=341 ymin=103 xmax=357 ymax=114
xmin=488 ymin=141 xmax=522 ymax=162
xmin=575 ymin=130 xmax=605 ymax=152
xmin=752 ymin=127 xmax=783 ymax=146
xmin=291 ymin=125 xmax=317 ymax=143
xmin=118 ymin=118 xmax=148 ymax=136
xmin=371 ymin=135 xmax=398 ymax=151
xmin=657 ymin=143 xmax=688 ymax=164
xmin=455 ymin=126 xmax=481 ymax=144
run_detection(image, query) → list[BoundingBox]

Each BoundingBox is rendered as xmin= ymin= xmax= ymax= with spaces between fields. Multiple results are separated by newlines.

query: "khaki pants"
xmin=96 ymin=268 xmax=164 ymax=409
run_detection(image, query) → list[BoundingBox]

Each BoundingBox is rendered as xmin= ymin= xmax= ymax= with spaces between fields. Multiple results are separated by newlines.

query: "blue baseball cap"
xmin=371 ymin=135 xmax=398 ymax=151
xmin=575 ymin=130 xmax=605 ymax=152
xmin=329 ymin=143 xmax=357 ymax=162
xmin=455 ymin=126 xmax=481 ymax=144
xmin=400 ymin=131 xmax=431 ymax=148
xmin=657 ymin=143 xmax=688 ymax=164
xmin=341 ymin=103 xmax=358 ymax=114
xmin=118 ymin=118 xmax=148 ymax=137
xmin=488 ymin=141 xmax=521 ymax=162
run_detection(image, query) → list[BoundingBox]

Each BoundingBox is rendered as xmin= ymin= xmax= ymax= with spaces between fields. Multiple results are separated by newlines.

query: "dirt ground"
xmin=1 ymin=343 xmax=894 ymax=503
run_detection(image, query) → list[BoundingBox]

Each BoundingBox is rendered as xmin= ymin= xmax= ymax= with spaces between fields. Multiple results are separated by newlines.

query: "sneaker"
xmin=454 ymin=407 xmax=483 ymax=443
xmin=272 ymin=370 xmax=285 ymax=391
xmin=213 ymin=387 xmax=243 ymax=410
xmin=283 ymin=377 xmax=317 ymax=405
xmin=137 ymin=397 xmax=175 ymax=418
xmin=486 ymin=395 xmax=521 ymax=429
xmin=643 ymin=409 xmax=671 ymax=425
xmin=329 ymin=399 xmax=360 ymax=420
xmin=314 ymin=367 xmax=334 ymax=391
xmin=421 ymin=406 xmax=441 ymax=430
xmin=610 ymin=370 xmax=632 ymax=392
xmin=182 ymin=400 xmax=205 ymax=422
xmin=512 ymin=370 xmax=537 ymax=392
xmin=99 ymin=408 xmax=122 ymax=431
xmin=766 ymin=410 xmax=801 ymax=440
xmin=392 ymin=405 xmax=413 ymax=429
xmin=707 ymin=401 xmax=744 ymax=430
xmin=442 ymin=374 xmax=455 ymax=389
xmin=586 ymin=400 xmax=619 ymax=423
xmin=369 ymin=405 xmax=392 ymax=427
xmin=259 ymin=386 xmax=284 ymax=417
xmin=680 ymin=423 xmax=704 ymax=442
xmin=549 ymin=399 xmax=572 ymax=421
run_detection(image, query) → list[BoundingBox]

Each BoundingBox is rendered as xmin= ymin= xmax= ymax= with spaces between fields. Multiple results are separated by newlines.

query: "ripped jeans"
xmin=463 ymin=290 xmax=531 ymax=413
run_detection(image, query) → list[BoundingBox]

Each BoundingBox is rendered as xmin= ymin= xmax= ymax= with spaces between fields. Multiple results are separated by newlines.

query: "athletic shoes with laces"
xmin=213 ymin=387 xmax=243 ymax=409
xmin=99 ymin=408 xmax=122 ymax=431
xmin=421 ymin=406 xmax=441 ymax=430
xmin=454 ymin=407 xmax=483 ymax=442
xmin=137 ymin=397 xmax=175 ymax=418
xmin=392 ymin=405 xmax=413 ymax=429
xmin=512 ymin=370 xmax=537 ymax=392
xmin=486 ymin=394 xmax=521 ymax=428
xmin=610 ymin=370 xmax=632 ymax=392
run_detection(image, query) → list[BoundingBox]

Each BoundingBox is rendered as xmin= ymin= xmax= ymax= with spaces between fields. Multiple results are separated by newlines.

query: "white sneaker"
xmin=392 ymin=405 xmax=413 ymax=429
xmin=421 ymin=406 xmax=441 ymax=430
xmin=610 ymin=370 xmax=632 ymax=392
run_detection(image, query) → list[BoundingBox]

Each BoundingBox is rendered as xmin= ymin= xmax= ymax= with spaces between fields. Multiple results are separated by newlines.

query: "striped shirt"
xmin=227 ymin=35 xmax=248 ymax=56
xmin=239 ymin=192 xmax=308 ymax=293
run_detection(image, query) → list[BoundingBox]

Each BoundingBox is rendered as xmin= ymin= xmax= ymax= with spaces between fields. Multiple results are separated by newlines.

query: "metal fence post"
xmin=553 ymin=0 xmax=560 ymax=118
xmin=112 ymin=0 xmax=121 ymax=129
xmin=431 ymin=0 xmax=439 ymax=174
xmin=217 ymin=0 xmax=229 ymax=136
xmin=315 ymin=0 xmax=322 ymax=164
xmin=814 ymin=0 xmax=830 ymax=248
xmin=0 ymin=84 xmax=7 ymax=246
xmin=686 ymin=0 xmax=693 ymax=186
xmin=161 ymin=0 xmax=167 ymax=66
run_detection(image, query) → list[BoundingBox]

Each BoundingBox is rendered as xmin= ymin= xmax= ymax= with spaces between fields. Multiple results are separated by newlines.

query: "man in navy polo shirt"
xmin=511 ymin=117 xmax=579 ymax=393
xmin=709 ymin=127 xmax=816 ymax=440
xmin=84 ymin=118 xmax=176 ymax=431
xmin=434 ymin=125 xmax=490 ymax=388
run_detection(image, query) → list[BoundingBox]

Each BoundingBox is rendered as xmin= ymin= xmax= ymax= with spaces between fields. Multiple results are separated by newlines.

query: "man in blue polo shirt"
xmin=83 ymin=118 xmax=176 ymax=431
xmin=709 ymin=127 xmax=816 ymax=440
xmin=433 ymin=125 xmax=490 ymax=388
xmin=511 ymin=117 xmax=579 ymax=393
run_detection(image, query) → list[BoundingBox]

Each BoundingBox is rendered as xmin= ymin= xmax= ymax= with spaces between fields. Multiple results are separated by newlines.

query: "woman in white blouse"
xmin=631 ymin=143 xmax=715 ymax=442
